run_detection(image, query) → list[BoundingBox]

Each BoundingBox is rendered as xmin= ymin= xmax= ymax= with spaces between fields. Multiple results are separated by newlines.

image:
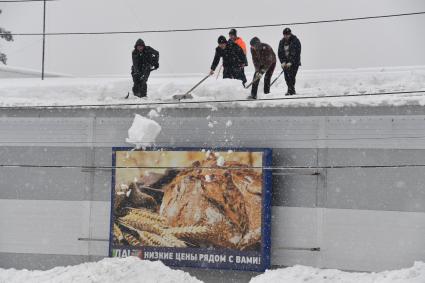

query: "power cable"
xmin=2 ymin=11 xmax=425 ymax=36
xmin=2 ymin=133 xmax=425 ymax=146
xmin=1 ymin=89 xmax=424 ymax=109
xmin=1 ymin=164 xmax=425 ymax=170
xmin=0 ymin=0 xmax=56 ymax=2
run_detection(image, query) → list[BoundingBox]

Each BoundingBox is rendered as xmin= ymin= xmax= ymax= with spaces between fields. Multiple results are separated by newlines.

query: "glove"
xmin=209 ymin=69 xmax=215 ymax=75
xmin=286 ymin=62 xmax=292 ymax=68
xmin=254 ymin=72 xmax=263 ymax=80
xmin=151 ymin=64 xmax=159 ymax=71
xmin=281 ymin=62 xmax=286 ymax=69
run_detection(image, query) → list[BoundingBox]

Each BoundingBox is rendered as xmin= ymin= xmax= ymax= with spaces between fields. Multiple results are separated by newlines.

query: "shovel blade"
xmin=172 ymin=93 xmax=193 ymax=100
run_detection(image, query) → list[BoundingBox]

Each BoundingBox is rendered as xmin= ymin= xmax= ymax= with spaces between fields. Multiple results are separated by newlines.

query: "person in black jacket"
xmin=278 ymin=28 xmax=301 ymax=95
xmin=131 ymin=39 xmax=159 ymax=98
xmin=210 ymin=35 xmax=247 ymax=85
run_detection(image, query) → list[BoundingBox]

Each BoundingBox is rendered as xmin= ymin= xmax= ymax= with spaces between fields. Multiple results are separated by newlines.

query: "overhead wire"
xmin=2 ymin=133 xmax=425 ymax=146
xmin=0 ymin=164 xmax=425 ymax=170
xmin=2 ymin=11 xmax=425 ymax=36
xmin=0 ymin=0 xmax=56 ymax=2
xmin=1 ymin=89 xmax=424 ymax=109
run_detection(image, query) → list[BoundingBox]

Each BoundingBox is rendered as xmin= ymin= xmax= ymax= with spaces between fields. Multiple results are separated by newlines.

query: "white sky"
xmin=1 ymin=0 xmax=425 ymax=76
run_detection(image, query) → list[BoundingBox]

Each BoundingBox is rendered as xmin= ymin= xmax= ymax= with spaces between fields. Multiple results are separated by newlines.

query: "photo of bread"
xmin=112 ymin=149 xmax=264 ymax=251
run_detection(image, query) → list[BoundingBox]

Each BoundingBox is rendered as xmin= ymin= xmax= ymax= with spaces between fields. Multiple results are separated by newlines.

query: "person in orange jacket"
xmin=229 ymin=29 xmax=248 ymax=66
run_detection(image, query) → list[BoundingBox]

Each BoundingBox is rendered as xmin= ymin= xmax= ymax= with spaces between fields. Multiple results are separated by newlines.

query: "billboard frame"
xmin=109 ymin=146 xmax=272 ymax=272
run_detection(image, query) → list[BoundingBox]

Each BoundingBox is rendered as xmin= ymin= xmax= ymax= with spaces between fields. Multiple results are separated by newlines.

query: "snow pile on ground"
xmin=126 ymin=114 xmax=161 ymax=148
xmin=0 ymin=258 xmax=424 ymax=283
xmin=0 ymin=66 xmax=424 ymax=108
xmin=0 ymin=257 xmax=202 ymax=283
xmin=250 ymin=261 xmax=425 ymax=283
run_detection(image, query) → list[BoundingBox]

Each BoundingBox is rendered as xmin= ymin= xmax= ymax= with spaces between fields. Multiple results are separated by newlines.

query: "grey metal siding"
xmin=0 ymin=104 xmax=424 ymax=281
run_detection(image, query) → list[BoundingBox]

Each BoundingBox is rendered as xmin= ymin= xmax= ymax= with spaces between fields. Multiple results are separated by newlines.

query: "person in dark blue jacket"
xmin=278 ymin=28 xmax=301 ymax=95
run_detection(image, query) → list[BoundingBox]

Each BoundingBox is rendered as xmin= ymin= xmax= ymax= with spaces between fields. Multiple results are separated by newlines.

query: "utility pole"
xmin=41 ymin=0 xmax=46 ymax=80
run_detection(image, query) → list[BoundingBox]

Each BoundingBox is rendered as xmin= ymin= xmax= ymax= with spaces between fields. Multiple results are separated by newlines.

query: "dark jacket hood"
xmin=134 ymin=39 xmax=145 ymax=49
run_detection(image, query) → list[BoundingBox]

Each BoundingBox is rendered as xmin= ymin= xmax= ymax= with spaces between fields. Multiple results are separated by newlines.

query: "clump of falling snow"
xmin=126 ymin=114 xmax=161 ymax=149
xmin=147 ymin=109 xmax=160 ymax=118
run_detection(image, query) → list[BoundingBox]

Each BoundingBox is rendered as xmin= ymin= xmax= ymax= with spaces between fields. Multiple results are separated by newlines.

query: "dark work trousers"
xmin=132 ymin=70 xmax=151 ymax=97
xmin=223 ymin=66 xmax=247 ymax=84
xmin=251 ymin=61 xmax=276 ymax=99
xmin=284 ymin=64 xmax=299 ymax=94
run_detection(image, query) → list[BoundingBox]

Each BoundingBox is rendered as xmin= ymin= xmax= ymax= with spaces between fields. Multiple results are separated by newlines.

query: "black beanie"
xmin=218 ymin=35 xmax=227 ymax=44
xmin=135 ymin=38 xmax=145 ymax=48
xmin=250 ymin=37 xmax=261 ymax=47
xmin=283 ymin=28 xmax=292 ymax=35
xmin=229 ymin=29 xmax=237 ymax=36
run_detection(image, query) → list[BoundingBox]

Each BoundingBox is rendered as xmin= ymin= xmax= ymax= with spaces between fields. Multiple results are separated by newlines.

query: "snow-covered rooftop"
xmin=0 ymin=66 xmax=424 ymax=109
xmin=0 ymin=65 xmax=69 ymax=79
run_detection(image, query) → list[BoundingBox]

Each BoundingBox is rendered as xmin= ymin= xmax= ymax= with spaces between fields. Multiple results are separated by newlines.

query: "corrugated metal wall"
xmin=1 ymin=105 xmax=425 ymax=282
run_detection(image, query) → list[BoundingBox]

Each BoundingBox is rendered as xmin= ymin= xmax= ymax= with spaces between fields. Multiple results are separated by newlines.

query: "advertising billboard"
xmin=109 ymin=147 xmax=272 ymax=271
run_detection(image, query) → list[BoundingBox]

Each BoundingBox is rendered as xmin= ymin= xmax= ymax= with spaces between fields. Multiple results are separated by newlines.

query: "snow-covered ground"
xmin=250 ymin=262 xmax=425 ymax=283
xmin=0 ymin=257 xmax=202 ymax=283
xmin=0 ymin=257 xmax=424 ymax=283
xmin=0 ymin=66 xmax=424 ymax=108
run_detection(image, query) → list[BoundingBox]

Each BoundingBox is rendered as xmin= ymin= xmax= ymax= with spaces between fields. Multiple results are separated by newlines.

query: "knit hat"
xmin=250 ymin=37 xmax=261 ymax=47
xmin=283 ymin=28 xmax=292 ymax=35
xmin=218 ymin=35 xmax=227 ymax=44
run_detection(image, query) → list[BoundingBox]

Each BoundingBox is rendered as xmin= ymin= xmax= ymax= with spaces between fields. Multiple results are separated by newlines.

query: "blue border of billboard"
xmin=109 ymin=146 xmax=273 ymax=272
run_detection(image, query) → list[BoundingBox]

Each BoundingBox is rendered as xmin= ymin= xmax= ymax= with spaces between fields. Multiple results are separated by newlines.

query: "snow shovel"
xmin=270 ymin=70 xmax=285 ymax=87
xmin=172 ymin=74 xmax=211 ymax=100
xmin=216 ymin=64 xmax=223 ymax=80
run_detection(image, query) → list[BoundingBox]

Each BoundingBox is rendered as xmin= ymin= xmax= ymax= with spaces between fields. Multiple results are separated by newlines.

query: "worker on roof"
xmin=278 ymin=28 xmax=302 ymax=96
xmin=249 ymin=37 xmax=276 ymax=99
xmin=210 ymin=35 xmax=247 ymax=86
xmin=228 ymin=28 xmax=248 ymax=66
xmin=131 ymin=39 xmax=159 ymax=98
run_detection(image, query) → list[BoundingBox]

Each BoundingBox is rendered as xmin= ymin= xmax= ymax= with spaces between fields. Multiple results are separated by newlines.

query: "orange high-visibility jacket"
xmin=234 ymin=37 xmax=247 ymax=55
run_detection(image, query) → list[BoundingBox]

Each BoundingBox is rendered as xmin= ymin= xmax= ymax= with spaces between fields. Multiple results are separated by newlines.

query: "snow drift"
xmin=0 ymin=257 xmax=424 ymax=283
xmin=0 ymin=257 xmax=201 ymax=283
xmin=249 ymin=261 xmax=425 ymax=283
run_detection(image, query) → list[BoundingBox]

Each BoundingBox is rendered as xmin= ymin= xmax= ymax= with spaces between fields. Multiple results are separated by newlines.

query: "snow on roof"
xmin=0 ymin=65 xmax=69 ymax=78
xmin=0 ymin=66 xmax=424 ymax=108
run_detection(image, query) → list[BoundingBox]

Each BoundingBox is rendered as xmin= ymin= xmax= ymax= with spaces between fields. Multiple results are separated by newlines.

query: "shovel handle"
xmin=185 ymin=74 xmax=211 ymax=95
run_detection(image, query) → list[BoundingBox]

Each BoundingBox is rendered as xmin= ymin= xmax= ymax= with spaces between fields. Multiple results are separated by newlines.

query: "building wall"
xmin=0 ymin=105 xmax=424 ymax=281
